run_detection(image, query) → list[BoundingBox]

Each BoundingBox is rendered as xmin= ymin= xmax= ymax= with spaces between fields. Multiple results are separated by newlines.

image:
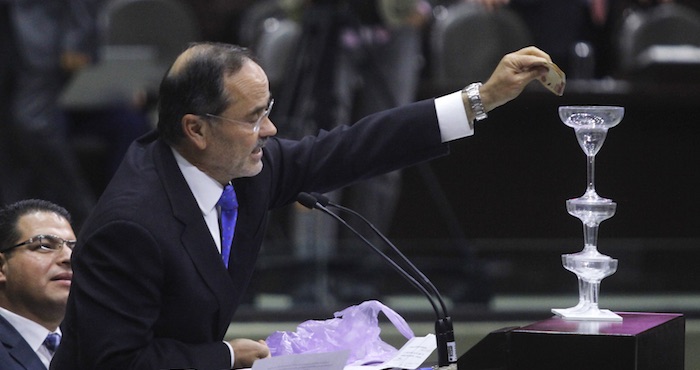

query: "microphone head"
xmin=297 ymin=192 xmax=319 ymax=209
xmin=310 ymin=192 xmax=330 ymax=207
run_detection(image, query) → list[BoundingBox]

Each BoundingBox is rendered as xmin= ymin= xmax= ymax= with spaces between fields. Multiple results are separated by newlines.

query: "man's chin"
xmin=237 ymin=162 xmax=263 ymax=178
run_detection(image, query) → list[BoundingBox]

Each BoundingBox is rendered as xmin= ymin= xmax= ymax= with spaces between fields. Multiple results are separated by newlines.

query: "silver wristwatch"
xmin=463 ymin=82 xmax=487 ymax=121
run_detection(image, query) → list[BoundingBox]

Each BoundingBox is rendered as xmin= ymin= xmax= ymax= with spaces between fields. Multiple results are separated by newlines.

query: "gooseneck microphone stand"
xmin=297 ymin=192 xmax=458 ymax=369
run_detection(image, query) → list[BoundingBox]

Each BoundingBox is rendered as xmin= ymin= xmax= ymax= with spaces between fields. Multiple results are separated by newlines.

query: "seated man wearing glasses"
xmin=0 ymin=199 xmax=75 ymax=370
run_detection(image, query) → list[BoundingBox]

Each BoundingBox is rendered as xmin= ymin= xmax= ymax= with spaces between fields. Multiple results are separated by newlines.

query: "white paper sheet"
xmin=344 ymin=333 xmax=437 ymax=370
xmin=250 ymin=350 xmax=349 ymax=370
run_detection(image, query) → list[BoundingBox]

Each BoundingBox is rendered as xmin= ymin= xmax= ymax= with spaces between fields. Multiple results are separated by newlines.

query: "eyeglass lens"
xmin=10 ymin=235 xmax=76 ymax=252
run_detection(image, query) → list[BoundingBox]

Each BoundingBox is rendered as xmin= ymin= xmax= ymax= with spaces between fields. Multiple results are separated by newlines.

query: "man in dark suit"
xmin=52 ymin=42 xmax=553 ymax=369
xmin=0 ymin=199 xmax=76 ymax=370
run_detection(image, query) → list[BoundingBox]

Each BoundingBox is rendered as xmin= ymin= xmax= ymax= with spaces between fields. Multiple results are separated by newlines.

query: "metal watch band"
xmin=463 ymin=82 xmax=487 ymax=121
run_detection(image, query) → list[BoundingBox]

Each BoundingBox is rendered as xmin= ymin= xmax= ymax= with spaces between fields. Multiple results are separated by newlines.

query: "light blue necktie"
xmin=217 ymin=184 xmax=238 ymax=268
xmin=44 ymin=333 xmax=61 ymax=353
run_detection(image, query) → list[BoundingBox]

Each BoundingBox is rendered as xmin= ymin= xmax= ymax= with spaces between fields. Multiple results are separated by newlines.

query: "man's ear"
xmin=182 ymin=114 xmax=210 ymax=150
xmin=0 ymin=254 xmax=8 ymax=284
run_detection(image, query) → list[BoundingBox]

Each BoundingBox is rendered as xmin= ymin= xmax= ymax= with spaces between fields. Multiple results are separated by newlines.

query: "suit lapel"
xmin=0 ymin=315 xmax=46 ymax=370
xmin=152 ymin=141 xmax=237 ymax=333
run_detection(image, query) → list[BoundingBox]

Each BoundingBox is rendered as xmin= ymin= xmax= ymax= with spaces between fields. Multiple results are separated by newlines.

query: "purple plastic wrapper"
xmin=266 ymin=300 xmax=415 ymax=366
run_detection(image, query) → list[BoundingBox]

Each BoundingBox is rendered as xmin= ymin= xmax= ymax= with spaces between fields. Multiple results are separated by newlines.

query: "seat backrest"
xmin=99 ymin=0 xmax=200 ymax=64
xmin=430 ymin=3 xmax=532 ymax=91
xmin=616 ymin=3 xmax=700 ymax=73
xmin=237 ymin=0 xmax=288 ymax=48
xmin=255 ymin=18 xmax=302 ymax=91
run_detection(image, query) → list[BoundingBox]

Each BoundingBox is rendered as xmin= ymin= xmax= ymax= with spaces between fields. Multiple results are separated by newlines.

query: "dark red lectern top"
xmin=516 ymin=312 xmax=683 ymax=336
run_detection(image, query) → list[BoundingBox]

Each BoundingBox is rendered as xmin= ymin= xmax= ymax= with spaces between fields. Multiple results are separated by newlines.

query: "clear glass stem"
xmin=586 ymin=154 xmax=596 ymax=196
xmin=583 ymin=225 xmax=599 ymax=252
xmin=587 ymin=281 xmax=601 ymax=309
xmin=577 ymin=278 xmax=587 ymax=306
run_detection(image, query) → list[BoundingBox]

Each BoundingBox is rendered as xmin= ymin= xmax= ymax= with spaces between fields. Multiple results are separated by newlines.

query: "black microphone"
xmin=296 ymin=193 xmax=442 ymax=316
xmin=309 ymin=192 xmax=456 ymax=367
xmin=297 ymin=192 xmax=457 ymax=368
xmin=310 ymin=193 xmax=449 ymax=317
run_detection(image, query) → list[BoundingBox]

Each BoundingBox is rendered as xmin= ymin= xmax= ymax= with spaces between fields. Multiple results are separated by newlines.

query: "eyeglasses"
xmin=205 ymin=98 xmax=274 ymax=134
xmin=1 ymin=234 xmax=77 ymax=254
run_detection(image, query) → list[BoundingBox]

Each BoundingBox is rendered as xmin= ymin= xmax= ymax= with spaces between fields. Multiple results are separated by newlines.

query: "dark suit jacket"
xmin=0 ymin=315 xmax=48 ymax=370
xmin=51 ymin=99 xmax=449 ymax=369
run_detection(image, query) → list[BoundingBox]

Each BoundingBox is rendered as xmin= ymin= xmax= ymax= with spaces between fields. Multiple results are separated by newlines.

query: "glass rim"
xmin=558 ymin=105 xmax=624 ymax=111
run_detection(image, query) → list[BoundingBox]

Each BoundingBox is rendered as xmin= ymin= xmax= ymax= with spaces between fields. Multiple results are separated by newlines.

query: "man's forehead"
xmin=16 ymin=212 xmax=73 ymax=239
xmin=225 ymin=63 xmax=270 ymax=106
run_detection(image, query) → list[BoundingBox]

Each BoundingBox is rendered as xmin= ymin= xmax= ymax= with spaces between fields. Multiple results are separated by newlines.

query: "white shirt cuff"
xmin=435 ymin=90 xmax=474 ymax=142
xmin=224 ymin=340 xmax=235 ymax=368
